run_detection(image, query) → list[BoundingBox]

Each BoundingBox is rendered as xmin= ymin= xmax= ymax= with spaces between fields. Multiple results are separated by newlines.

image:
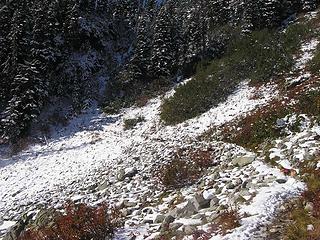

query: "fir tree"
xmin=1 ymin=61 xmax=48 ymax=141
xmin=149 ymin=2 xmax=177 ymax=78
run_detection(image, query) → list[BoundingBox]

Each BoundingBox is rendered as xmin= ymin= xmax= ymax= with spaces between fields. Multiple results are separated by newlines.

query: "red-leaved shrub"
xmin=18 ymin=201 xmax=122 ymax=240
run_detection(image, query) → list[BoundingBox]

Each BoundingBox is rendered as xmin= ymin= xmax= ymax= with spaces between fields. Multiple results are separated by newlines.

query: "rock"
xmin=183 ymin=225 xmax=197 ymax=235
xmin=190 ymin=193 xmax=210 ymax=210
xmin=210 ymin=196 xmax=219 ymax=208
xmin=276 ymin=178 xmax=287 ymax=184
xmin=305 ymin=202 xmax=314 ymax=213
xmin=143 ymin=218 xmax=154 ymax=224
xmin=307 ymin=224 xmax=314 ymax=231
xmin=122 ymin=200 xmax=137 ymax=208
xmin=3 ymin=213 xmax=33 ymax=240
xmin=177 ymin=201 xmax=198 ymax=218
xmin=154 ymin=214 xmax=166 ymax=224
xmin=97 ymin=180 xmax=109 ymax=191
xmin=160 ymin=215 xmax=175 ymax=231
xmin=202 ymin=190 xmax=214 ymax=200
xmin=117 ymin=169 xmax=126 ymax=181
xmin=226 ymin=183 xmax=236 ymax=189
xmin=163 ymin=215 xmax=175 ymax=225
xmin=33 ymin=208 xmax=58 ymax=228
xmin=207 ymin=212 xmax=219 ymax=222
xmin=124 ymin=167 xmax=138 ymax=178
xmin=169 ymin=222 xmax=183 ymax=231
xmin=232 ymin=155 xmax=256 ymax=167
xmin=276 ymin=119 xmax=286 ymax=128
xmin=235 ymin=178 xmax=243 ymax=186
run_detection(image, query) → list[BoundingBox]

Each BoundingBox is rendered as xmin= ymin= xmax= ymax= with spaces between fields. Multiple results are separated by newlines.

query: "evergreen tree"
xmin=303 ymin=0 xmax=318 ymax=10
xmin=1 ymin=61 xmax=48 ymax=141
xmin=149 ymin=2 xmax=177 ymax=78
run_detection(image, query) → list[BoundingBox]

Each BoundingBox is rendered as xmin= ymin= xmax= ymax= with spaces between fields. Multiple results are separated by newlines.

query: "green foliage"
xmin=284 ymin=158 xmax=320 ymax=240
xmin=309 ymin=45 xmax=320 ymax=74
xmin=161 ymin=25 xmax=310 ymax=125
xmin=123 ymin=116 xmax=145 ymax=130
xmin=161 ymin=60 xmax=234 ymax=125
xmin=282 ymin=23 xmax=312 ymax=53
xmin=298 ymin=90 xmax=320 ymax=120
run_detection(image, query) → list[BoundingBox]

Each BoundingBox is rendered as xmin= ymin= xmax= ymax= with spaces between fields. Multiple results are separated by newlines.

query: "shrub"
xmin=17 ymin=202 xmax=122 ymax=240
xmin=309 ymin=45 xmax=320 ymax=75
xmin=154 ymin=147 xmax=216 ymax=188
xmin=221 ymin=100 xmax=292 ymax=150
xmin=282 ymin=23 xmax=312 ymax=53
xmin=217 ymin=88 xmax=320 ymax=151
xmin=160 ymin=25 xmax=308 ymax=125
xmin=123 ymin=116 xmax=145 ymax=130
xmin=283 ymin=158 xmax=320 ymax=240
xmin=210 ymin=209 xmax=241 ymax=235
xmin=297 ymin=90 xmax=320 ymax=120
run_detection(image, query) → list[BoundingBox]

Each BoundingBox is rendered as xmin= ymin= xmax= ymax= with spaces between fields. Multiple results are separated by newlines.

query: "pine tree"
xmin=1 ymin=61 xmax=48 ymax=141
xmin=0 ymin=5 xmax=12 ymax=105
xmin=303 ymin=0 xmax=317 ymax=10
xmin=149 ymin=2 xmax=177 ymax=78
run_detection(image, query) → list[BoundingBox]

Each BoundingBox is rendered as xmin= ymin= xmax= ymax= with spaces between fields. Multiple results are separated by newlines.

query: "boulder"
xmin=124 ymin=167 xmax=138 ymax=178
xmin=305 ymin=202 xmax=314 ymax=213
xmin=154 ymin=214 xmax=166 ymax=224
xmin=160 ymin=215 xmax=175 ymax=231
xmin=190 ymin=193 xmax=210 ymax=211
xmin=178 ymin=201 xmax=198 ymax=218
xmin=232 ymin=155 xmax=256 ymax=167
xmin=117 ymin=169 xmax=126 ymax=181
xmin=276 ymin=178 xmax=287 ymax=184
xmin=183 ymin=225 xmax=197 ymax=235
xmin=169 ymin=222 xmax=183 ymax=231
xmin=97 ymin=180 xmax=109 ymax=191
xmin=210 ymin=196 xmax=219 ymax=208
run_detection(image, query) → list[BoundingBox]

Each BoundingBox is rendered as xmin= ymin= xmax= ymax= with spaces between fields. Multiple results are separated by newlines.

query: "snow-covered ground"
xmin=0 ymin=79 xmax=303 ymax=239
xmin=1 ymin=36 xmax=319 ymax=239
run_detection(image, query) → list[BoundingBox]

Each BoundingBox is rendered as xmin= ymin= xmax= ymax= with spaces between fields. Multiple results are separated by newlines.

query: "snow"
xmin=0 ymin=79 xmax=276 ymax=236
xmin=286 ymin=38 xmax=319 ymax=86
xmin=0 ymin=78 xmax=303 ymax=239
xmin=0 ymin=221 xmax=16 ymax=237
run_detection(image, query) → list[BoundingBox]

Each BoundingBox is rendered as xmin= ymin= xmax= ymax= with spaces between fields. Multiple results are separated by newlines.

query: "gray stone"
xmin=226 ymin=183 xmax=236 ymax=189
xmin=169 ymin=222 xmax=183 ymax=231
xmin=143 ymin=218 xmax=154 ymax=224
xmin=117 ymin=169 xmax=126 ymax=181
xmin=276 ymin=119 xmax=286 ymax=128
xmin=232 ymin=155 xmax=256 ymax=167
xmin=177 ymin=201 xmax=198 ymax=218
xmin=122 ymin=200 xmax=137 ymax=208
xmin=190 ymin=194 xmax=210 ymax=210
xmin=160 ymin=215 xmax=175 ymax=231
xmin=124 ymin=167 xmax=138 ymax=178
xmin=97 ymin=180 xmax=109 ymax=191
xmin=210 ymin=196 xmax=219 ymax=208
xmin=183 ymin=225 xmax=197 ymax=235
xmin=305 ymin=202 xmax=314 ymax=213
xmin=154 ymin=214 xmax=166 ymax=224
xmin=276 ymin=178 xmax=287 ymax=184
xmin=307 ymin=224 xmax=315 ymax=231
xmin=33 ymin=208 xmax=57 ymax=228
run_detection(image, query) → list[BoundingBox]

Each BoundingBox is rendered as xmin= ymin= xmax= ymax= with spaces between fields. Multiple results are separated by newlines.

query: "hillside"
xmin=1 ymin=1 xmax=320 ymax=240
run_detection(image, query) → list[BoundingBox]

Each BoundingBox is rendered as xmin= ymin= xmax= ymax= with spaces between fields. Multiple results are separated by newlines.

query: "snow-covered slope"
xmin=1 ymin=32 xmax=320 ymax=239
xmin=0 ymin=79 xmax=304 ymax=239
